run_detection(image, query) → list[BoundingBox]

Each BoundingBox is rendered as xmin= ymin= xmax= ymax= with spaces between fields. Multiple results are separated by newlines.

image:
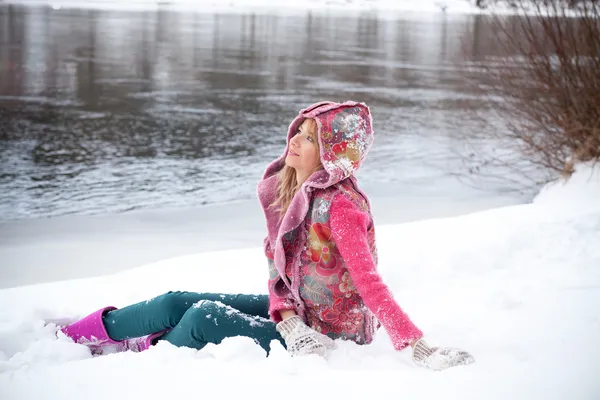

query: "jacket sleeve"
xmin=265 ymin=238 xmax=296 ymax=323
xmin=329 ymin=195 xmax=423 ymax=350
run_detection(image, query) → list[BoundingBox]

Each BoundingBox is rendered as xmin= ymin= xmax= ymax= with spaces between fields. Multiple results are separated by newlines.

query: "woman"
xmin=59 ymin=101 xmax=474 ymax=371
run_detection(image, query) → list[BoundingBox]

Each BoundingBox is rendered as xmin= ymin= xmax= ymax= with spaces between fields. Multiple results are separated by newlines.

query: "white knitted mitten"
xmin=276 ymin=316 xmax=336 ymax=357
xmin=412 ymin=339 xmax=475 ymax=371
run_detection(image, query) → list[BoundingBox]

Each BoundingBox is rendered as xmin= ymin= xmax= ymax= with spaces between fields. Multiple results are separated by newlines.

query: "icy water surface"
xmin=0 ymin=5 xmax=523 ymax=221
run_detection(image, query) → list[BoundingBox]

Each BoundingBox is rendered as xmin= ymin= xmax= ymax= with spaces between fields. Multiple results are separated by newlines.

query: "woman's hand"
xmin=412 ymin=339 xmax=475 ymax=371
xmin=276 ymin=315 xmax=336 ymax=357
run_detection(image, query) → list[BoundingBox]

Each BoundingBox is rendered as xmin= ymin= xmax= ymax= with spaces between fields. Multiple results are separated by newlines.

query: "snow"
xmin=533 ymin=164 xmax=600 ymax=215
xmin=7 ymin=0 xmax=504 ymax=15
xmin=0 ymin=191 xmax=521 ymax=289
xmin=1 ymin=162 xmax=599 ymax=399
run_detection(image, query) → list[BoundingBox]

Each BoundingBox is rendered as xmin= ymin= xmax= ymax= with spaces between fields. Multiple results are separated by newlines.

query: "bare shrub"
xmin=459 ymin=0 xmax=600 ymax=190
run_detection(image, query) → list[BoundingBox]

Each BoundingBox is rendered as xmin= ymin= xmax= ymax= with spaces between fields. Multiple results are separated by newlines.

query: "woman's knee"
xmin=150 ymin=291 xmax=199 ymax=327
xmin=178 ymin=300 xmax=221 ymax=332
xmin=183 ymin=300 xmax=221 ymax=319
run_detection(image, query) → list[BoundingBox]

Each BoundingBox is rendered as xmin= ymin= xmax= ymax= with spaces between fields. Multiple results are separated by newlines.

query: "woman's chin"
xmin=284 ymin=156 xmax=297 ymax=168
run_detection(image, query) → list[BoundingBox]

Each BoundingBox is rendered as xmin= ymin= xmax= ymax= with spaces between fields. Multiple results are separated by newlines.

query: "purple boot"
xmin=60 ymin=307 xmax=166 ymax=355
xmin=60 ymin=307 xmax=120 ymax=355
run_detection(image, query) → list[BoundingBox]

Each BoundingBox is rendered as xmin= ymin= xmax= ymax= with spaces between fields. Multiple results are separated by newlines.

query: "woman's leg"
xmin=159 ymin=299 xmax=284 ymax=353
xmin=102 ymin=291 xmax=270 ymax=341
xmin=186 ymin=293 xmax=270 ymax=319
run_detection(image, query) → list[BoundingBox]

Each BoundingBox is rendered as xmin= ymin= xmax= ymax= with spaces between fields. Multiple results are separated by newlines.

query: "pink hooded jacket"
xmin=256 ymin=101 xmax=423 ymax=350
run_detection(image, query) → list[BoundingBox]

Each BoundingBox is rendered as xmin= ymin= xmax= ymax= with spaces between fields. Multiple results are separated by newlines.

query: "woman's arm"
xmin=329 ymin=195 xmax=423 ymax=351
xmin=266 ymin=241 xmax=297 ymax=322
xmin=267 ymin=271 xmax=297 ymax=322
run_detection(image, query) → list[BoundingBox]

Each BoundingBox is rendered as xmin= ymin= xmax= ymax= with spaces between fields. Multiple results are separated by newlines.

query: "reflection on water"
xmin=0 ymin=5 xmax=515 ymax=220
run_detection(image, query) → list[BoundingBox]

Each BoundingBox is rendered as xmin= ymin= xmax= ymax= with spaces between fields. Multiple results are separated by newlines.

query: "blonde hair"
xmin=271 ymin=118 xmax=322 ymax=217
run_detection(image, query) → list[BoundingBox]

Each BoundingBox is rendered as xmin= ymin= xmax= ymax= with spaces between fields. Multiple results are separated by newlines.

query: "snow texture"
xmin=0 ymin=163 xmax=599 ymax=399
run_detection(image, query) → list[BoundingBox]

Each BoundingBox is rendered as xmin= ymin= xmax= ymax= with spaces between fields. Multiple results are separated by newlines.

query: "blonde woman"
xmin=59 ymin=101 xmax=474 ymax=371
xmin=257 ymin=100 xmax=474 ymax=370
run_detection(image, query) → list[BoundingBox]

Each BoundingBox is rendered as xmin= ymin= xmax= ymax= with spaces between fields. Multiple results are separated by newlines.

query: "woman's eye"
xmin=307 ymin=137 xmax=314 ymax=143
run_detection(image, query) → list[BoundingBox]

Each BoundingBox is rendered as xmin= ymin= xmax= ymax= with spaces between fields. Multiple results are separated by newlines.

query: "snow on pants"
xmin=101 ymin=291 xmax=285 ymax=353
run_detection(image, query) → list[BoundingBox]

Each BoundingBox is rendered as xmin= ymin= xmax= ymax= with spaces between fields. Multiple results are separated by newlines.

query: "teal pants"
xmin=102 ymin=291 xmax=284 ymax=353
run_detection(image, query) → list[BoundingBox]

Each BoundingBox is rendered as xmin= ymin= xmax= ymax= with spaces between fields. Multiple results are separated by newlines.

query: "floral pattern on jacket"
xmin=267 ymin=180 xmax=379 ymax=344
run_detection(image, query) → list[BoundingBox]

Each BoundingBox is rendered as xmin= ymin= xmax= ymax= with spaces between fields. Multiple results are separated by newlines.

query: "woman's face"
xmin=285 ymin=119 xmax=320 ymax=180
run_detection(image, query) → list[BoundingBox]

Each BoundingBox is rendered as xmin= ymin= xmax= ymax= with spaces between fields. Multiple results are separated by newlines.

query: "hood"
xmin=261 ymin=100 xmax=374 ymax=189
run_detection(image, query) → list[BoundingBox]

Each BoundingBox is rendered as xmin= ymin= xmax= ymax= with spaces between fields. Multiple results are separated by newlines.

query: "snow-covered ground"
xmin=6 ymin=0 xmax=498 ymax=14
xmin=1 ymin=163 xmax=599 ymax=399
xmin=0 ymin=187 xmax=523 ymax=289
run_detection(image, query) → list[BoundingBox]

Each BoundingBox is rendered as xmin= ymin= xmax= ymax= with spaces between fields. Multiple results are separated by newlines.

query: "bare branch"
xmin=458 ymin=0 xmax=600 ymax=189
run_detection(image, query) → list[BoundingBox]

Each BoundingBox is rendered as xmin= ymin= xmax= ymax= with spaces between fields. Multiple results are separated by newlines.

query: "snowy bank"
xmin=0 ymin=192 xmax=521 ymax=289
xmin=0 ymin=163 xmax=599 ymax=399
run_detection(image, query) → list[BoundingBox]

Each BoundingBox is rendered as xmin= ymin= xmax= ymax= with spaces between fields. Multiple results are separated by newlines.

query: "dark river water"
xmin=0 ymin=4 xmax=524 ymax=221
